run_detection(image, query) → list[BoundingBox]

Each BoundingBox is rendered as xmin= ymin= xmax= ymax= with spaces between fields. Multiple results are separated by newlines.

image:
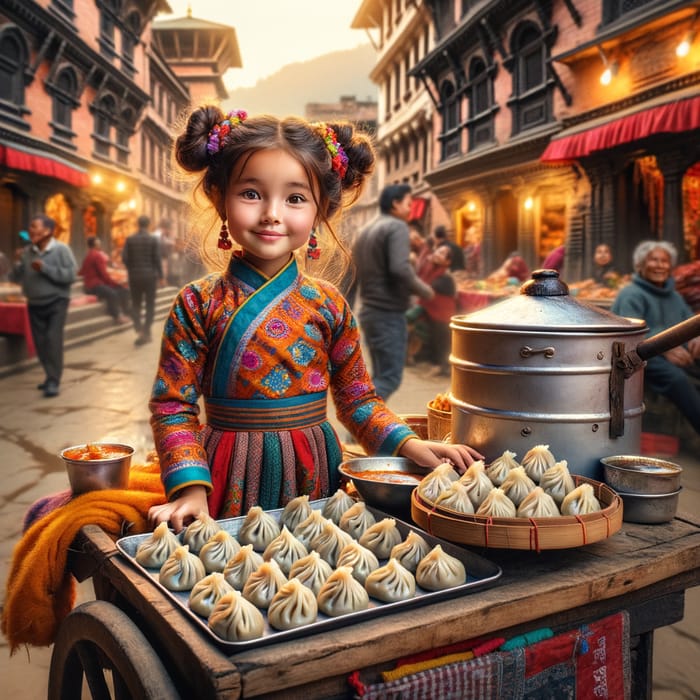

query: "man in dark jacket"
xmin=122 ymin=215 xmax=163 ymax=346
xmin=351 ymin=184 xmax=434 ymax=400
xmin=10 ymin=214 xmax=77 ymax=397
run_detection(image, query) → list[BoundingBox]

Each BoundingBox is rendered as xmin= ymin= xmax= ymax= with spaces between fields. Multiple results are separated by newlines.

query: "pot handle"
xmin=634 ymin=316 xmax=700 ymax=362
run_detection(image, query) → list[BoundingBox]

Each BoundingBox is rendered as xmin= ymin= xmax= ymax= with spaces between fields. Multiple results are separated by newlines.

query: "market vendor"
xmin=611 ymin=240 xmax=700 ymax=437
xmin=147 ymin=106 xmax=482 ymax=532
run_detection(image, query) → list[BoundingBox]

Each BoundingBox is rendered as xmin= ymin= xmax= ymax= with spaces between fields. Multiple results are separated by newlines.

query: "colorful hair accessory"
xmin=207 ymin=110 xmax=248 ymax=155
xmin=317 ymin=124 xmax=349 ymax=178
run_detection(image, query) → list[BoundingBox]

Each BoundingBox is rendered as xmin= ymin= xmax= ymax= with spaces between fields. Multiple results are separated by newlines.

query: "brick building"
xmin=0 ymin=1 xmax=240 ymax=264
xmin=353 ymin=0 xmax=699 ymax=279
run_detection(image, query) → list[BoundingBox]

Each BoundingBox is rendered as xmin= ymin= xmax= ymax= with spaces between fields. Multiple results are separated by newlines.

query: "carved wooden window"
xmin=93 ymin=95 xmax=115 ymax=158
xmin=466 ymin=56 xmax=495 ymax=149
xmin=0 ymin=29 xmax=25 ymax=106
xmin=438 ymin=80 xmax=461 ymax=161
xmin=508 ymin=21 xmax=553 ymax=136
xmin=50 ymin=68 xmax=78 ymax=144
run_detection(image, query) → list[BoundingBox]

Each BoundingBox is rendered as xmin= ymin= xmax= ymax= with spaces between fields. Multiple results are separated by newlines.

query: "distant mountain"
xmin=223 ymin=44 xmax=377 ymax=117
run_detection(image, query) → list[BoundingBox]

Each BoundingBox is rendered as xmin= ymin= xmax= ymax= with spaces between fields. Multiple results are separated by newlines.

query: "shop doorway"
xmin=493 ymin=190 xmax=518 ymax=267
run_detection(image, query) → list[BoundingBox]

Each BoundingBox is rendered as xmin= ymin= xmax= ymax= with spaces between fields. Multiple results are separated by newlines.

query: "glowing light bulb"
xmin=524 ymin=197 xmax=534 ymax=210
xmin=600 ymin=67 xmax=613 ymax=85
xmin=676 ymin=35 xmax=693 ymax=58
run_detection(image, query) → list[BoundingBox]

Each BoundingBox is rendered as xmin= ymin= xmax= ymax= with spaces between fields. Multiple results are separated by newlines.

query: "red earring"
xmin=307 ymin=229 xmax=320 ymax=260
xmin=218 ymin=220 xmax=232 ymax=250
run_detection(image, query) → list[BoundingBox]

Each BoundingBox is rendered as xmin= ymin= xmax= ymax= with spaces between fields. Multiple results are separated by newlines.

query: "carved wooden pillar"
xmin=581 ymin=159 xmax=616 ymax=269
xmin=480 ymin=189 xmax=496 ymax=274
xmin=656 ymin=149 xmax=687 ymax=261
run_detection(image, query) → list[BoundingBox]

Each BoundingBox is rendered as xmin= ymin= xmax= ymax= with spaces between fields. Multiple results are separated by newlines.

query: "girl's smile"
xmin=225 ymin=148 xmax=318 ymax=277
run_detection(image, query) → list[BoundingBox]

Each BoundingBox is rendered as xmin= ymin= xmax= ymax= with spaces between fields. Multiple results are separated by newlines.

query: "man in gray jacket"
xmin=11 ymin=214 xmax=77 ymax=397
xmin=122 ymin=215 xmax=163 ymax=346
xmin=352 ymin=184 xmax=434 ymax=400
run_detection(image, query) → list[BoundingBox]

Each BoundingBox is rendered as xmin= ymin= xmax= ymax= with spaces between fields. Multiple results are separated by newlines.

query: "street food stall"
xmin=8 ymin=271 xmax=699 ymax=699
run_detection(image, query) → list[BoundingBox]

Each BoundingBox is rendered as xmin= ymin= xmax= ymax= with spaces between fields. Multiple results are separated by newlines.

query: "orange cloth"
xmin=1 ymin=462 xmax=165 ymax=652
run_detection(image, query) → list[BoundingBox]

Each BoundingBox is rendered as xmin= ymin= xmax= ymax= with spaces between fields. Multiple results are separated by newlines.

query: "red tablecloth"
xmin=0 ymin=302 xmax=36 ymax=356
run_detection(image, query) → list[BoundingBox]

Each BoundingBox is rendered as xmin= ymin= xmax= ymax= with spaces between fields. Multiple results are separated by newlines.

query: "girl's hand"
xmin=148 ymin=485 xmax=209 ymax=533
xmin=398 ymin=438 xmax=483 ymax=475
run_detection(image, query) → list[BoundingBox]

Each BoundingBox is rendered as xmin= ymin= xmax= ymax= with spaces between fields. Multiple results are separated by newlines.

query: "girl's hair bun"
xmin=175 ymin=105 xmax=224 ymax=172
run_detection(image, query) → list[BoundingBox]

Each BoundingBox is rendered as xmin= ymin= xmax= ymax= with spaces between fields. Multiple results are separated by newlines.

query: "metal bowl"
xmin=618 ymin=488 xmax=682 ymax=524
xmin=338 ymin=457 xmax=428 ymax=512
xmin=61 ymin=443 xmax=134 ymax=494
xmin=601 ymin=455 xmax=682 ymax=495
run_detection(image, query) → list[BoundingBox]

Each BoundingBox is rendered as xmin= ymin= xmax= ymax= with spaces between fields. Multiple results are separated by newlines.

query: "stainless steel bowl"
xmin=338 ymin=457 xmax=428 ymax=512
xmin=618 ymin=488 xmax=682 ymax=524
xmin=61 ymin=443 xmax=134 ymax=494
xmin=601 ymin=455 xmax=682 ymax=495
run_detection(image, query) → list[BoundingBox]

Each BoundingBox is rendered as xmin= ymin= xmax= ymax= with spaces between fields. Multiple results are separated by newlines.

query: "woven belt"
xmin=205 ymin=392 xmax=327 ymax=431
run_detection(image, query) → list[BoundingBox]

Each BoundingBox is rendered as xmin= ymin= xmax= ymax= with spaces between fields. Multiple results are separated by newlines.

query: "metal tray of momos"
xmin=116 ymin=498 xmax=502 ymax=650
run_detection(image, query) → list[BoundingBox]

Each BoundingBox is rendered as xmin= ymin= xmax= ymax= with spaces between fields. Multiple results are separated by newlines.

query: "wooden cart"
xmin=52 ymin=511 xmax=700 ymax=699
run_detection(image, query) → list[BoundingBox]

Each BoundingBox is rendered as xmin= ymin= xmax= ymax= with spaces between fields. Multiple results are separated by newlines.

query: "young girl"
xmin=148 ymin=106 xmax=481 ymax=532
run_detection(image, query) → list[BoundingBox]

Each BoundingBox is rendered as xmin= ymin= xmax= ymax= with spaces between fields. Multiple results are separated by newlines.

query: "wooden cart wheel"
xmin=48 ymin=600 xmax=180 ymax=700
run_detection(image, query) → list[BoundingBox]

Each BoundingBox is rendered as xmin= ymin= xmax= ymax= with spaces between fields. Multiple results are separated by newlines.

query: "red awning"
xmin=0 ymin=144 xmax=90 ymax=187
xmin=409 ymin=196 xmax=428 ymax=220
xmin=541 ymin=93 xmax=700 ymax=163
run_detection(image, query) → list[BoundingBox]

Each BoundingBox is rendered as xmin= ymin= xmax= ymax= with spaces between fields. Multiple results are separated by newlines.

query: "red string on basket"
xmin=528 ymin=517 xmax=541 ymax=553
xmin=575 ymin=514 xmax=588 ymax=545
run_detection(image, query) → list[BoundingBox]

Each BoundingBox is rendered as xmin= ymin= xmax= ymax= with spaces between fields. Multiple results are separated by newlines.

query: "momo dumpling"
xmin=516 ymin=487 xmax=561 ymax=518
xmin=476 ymin=487 xmax=517 ymax=518
xmin=521 ymin=444 xmax=556 ymax=484
xmin=134 ymin=522 xmax=181 ymax=568
xmin=389 ymin=531 xmax=431 ymax=574
xmin=359 ymin=518 xmax=403 ymax=559
xmin=293 ymin=509 xmax=329 ymax=548
xmin=500 ymin=466 xmax=536 ymax=507
xmin=317 ymin=566 xmax=369 ymax=616
xmin=459 ymin=461 xmax=493 ymax=508
xmin=182 ymin=512 xmax=221 ymax=555
xmin=223 ymin=544 xmax=264 ymax=590
xmin=415 ymin=545 xmax=466 ymax=591
xmin=561 ymin=483 xmax=602 ymax=516
xmin=486 ymin=450 xmax=521 ymax=486
xmin=310 ymin=521 xmax=354 ymax=567
xmin=321 ymin=488 xmax=355 ymax=524
xmin=208 ymin=590 xmax=264 ymax=642
xmin=279 ymin=495 xmax=313 ymax=532
xmin=238 ymin=506 xmax=281 ymax=552
xmin=365 ymin=558 xmax=416 ymax=603
xmin=416 ymin=462 xmax=459 ymax=504
xmin=268 ymin=578 xmax=318 ymax=630
xmin=242 ymin=559 xmax=288 ymax=609
xmin=339 ymin=501 xmax=377 ymax=539
xmin=289 ymin=551 xmax=334 ymax=595
xmin=336 ymin=541 xmax=380 ymax=585
xmin=188 ymin=572 xmax=234 ymax=617
xmin=159 ymin=544 xmax=206 ymax=591
xmin=263 ymin=525 xmax=308 ymax=574
xmin=435 ymin=481 xmax=475 ymax=515
xmin=199 ymin=530 xmax=241 ymax=573
xmin=539 ymin=460 xmax=576 ymax=506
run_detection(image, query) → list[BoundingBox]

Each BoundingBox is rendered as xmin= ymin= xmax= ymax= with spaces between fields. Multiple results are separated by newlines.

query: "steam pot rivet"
xmin=592 ymin=424 xmax=599 ymax=432
xmin=597 ymin=352 xmax=605 ymax=360
xmin=521 ymin=427 xmax=532 ymax=436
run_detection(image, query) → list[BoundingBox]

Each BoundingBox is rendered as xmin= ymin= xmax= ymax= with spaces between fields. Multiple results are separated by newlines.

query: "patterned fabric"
xmin=150 ymin=253 xmax=416 ymax=516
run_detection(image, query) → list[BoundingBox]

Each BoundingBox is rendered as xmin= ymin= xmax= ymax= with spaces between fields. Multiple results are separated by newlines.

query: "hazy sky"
xmin=160 ymin=1 xmax=371 ymax=89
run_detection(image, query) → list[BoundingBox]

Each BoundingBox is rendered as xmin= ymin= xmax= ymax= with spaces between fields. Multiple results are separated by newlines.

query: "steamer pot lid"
xmin=452 ymin=270 xmax=647 ymax=333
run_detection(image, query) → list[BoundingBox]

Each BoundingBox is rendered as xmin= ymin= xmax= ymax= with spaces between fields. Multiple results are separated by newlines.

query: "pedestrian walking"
xmin=79 ymin=236 xmax=130 ymax=324
xmin=9 ymin=213 xmax=77 ymax=397
xmin=122 ymin=215 xmax=163 ymax=346
xmin=146 ymin=106 xmax=481 ymax=531
xmin=350 ymin=183 xmax=434 ymax=401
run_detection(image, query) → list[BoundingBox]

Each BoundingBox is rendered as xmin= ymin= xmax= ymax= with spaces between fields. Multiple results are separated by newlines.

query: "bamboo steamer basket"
xmin=427 ymin=404 xmax=451 ymax=441
xmin=411 ymin=476 xmax=622 ymax=551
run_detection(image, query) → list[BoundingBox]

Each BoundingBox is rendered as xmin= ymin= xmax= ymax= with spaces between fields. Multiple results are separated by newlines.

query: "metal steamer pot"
xmin=449 ymin=270 xmax=700 ymax=480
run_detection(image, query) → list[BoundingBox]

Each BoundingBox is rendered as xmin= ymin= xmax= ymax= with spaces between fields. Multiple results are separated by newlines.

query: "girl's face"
xmin=640 ymin=247 xmax=672 ymax=287
xmin=225 ymin=148 xmax=318 ymax=277
xmin=594 ymin=245 xmax=611 ymax=266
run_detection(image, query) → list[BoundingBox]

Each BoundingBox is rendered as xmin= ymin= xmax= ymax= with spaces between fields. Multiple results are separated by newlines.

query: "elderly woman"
xmin=612 ymin=240 xmax=700 ymax=436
